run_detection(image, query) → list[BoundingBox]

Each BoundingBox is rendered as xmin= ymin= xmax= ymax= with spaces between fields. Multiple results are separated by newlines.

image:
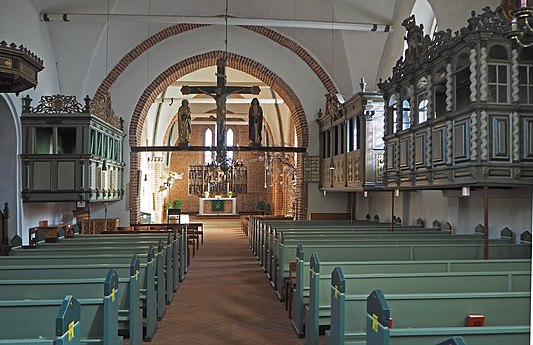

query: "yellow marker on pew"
xmin=111 ymin=288 xmax=116 ymax=302
xmin=135 ymin=270 xmax=139 ymax=281
xmin=372 ymin=313 xmax=379 ymax=332
xmin=334 ymin=285 xmax=339 ymax=299
xmin=311 ymin=268 xmax=315 ymax=278
xmin=68 ymin=321 xmax=75 ymax=340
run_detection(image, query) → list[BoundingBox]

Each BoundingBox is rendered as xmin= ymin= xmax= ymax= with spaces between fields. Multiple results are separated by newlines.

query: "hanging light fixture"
xmin=504 ymin=0 xmax=533 ymax=47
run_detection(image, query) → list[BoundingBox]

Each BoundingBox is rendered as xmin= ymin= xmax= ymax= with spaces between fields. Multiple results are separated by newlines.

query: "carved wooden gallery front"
xmin=380 ymin=8 xmax=533 ymax=190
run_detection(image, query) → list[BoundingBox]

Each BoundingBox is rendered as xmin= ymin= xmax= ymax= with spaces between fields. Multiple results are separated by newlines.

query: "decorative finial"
xmin=359 ymin=78 xmax=367 ymax=92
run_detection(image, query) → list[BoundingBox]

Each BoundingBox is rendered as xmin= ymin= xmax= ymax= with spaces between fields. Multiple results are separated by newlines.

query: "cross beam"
xmin=130 ymin=145 xmax=306 ymax=153
xmin=180 ymin=57 xmax=260 ymax=163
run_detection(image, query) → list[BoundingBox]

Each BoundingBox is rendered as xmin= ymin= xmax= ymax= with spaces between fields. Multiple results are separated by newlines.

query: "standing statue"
xmin=177 ymin=99 xmax=191 ymax=145
xmin=249 ymin=98 xmax=263 ymax=146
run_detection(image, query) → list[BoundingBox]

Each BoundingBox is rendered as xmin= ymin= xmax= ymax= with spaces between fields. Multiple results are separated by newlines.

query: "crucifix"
xmin=181 ymin=57 xmax=260 ymax=169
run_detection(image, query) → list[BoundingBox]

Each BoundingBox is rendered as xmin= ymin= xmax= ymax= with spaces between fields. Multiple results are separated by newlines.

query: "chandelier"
xmin=265 ymin=152 xmax=297 ymax=190
xmin=505 ymin=0 xmax=533 ymax=47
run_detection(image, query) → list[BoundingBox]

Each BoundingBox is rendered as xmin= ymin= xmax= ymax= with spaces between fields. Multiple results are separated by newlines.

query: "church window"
xmin=339 ymin=123 xmax=345 ymax=154
xmin=346 ymin=118 xmax=352 ymax=152
xmin=227 ymin=128 xmax=234 ymax=161
xmin=402 ymin=99 xmax=411 ymax=130
xmin=488 ymin=45 xmax=509 ymax=104
xmin=204 ymin=128 xmax=213 ymax=164
xmin=519 ymin=48 xmax=533 ymax=104
xmin=334 ymin=125 xmax=339 ymax=156
xmin=455 ymin=53 xmax=471 ymax=111
xmin=416 ymin=77 xmax=428 ymax=124
xmin=389 ymin=95 xmax=399 ymax=134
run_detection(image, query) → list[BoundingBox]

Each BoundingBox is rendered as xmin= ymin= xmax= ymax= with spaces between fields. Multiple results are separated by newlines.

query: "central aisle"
xmin=149 ymin=219 xmax=309 ymax=345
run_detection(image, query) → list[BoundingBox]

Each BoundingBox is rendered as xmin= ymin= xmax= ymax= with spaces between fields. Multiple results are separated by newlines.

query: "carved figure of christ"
xmin=181 ymin=58 xmax=260 ymax=164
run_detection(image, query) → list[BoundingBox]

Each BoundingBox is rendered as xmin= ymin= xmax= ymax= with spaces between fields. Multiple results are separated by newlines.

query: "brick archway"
xmin=128 ymin=51 xmax=309 ymax=222
xmin=93 ymin=24 xmax=337 ymax=103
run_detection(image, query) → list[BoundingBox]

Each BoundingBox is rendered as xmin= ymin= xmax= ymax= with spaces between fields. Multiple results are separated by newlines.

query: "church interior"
xmin=0 ymin=0 xmax=532 ymax=344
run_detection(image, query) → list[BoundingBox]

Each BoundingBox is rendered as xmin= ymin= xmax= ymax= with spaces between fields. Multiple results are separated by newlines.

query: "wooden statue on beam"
xmin=249 ymin=98 xmax=263 ymax=146
xmin=177 ymin=99 xmax=192 ymax=146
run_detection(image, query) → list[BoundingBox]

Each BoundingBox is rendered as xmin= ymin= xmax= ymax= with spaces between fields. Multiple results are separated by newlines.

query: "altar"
xmin=199 ymin=197 xmax=237 ymax=215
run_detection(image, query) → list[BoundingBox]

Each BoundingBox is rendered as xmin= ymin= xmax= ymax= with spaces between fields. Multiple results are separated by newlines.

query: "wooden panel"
xmin=415 ymin=134 xmax=425 ymax=165
xmin=387 ymin=143 xmax=395 ymax=170
xmin=454 ymin=121 xmax=469 ymax=161
xmin=524 ymin=118 xmax=533 ymax=160
xmin=400 ymin=139 xmax=408 ymax=167
xmin=57 ymin=161 xmax=75 ymax=190
xmin=33 ymin=161 xmax=51 ymax=190
xmin=432 ymin=128 xmax=444 ymax=163
xmin=491 ymin=115 xmax=510 ymax=160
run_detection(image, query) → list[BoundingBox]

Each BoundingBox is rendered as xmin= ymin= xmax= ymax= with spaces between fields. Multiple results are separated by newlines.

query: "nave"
xmin=146 ymin=218 xmax=311 ymax=345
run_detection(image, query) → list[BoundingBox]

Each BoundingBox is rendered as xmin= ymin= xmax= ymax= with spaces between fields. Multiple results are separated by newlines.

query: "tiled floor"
xmin=145 ymin=219 xmax=314 ymax=345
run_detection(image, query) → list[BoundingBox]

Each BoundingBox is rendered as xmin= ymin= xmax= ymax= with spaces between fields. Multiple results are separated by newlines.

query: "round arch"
xmin=128 ymin=51 xmax=309 ymax=221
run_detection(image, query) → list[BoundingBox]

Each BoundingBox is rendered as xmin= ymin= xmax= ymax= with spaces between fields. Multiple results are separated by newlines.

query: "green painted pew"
xmin=0 ymin=270 xmax=123 ymax=345
xmin=298 ymin=254 xmax=531 ymax=341
xmin=0 ymin=256 xmax=143 ymax=345
xmin=261 ymin=223 xmax=430 ymax=269
xmin=0 ymin=252 xmax=158 ymax=341
xmin=364 ymin=289 xmax=530 ymax=345
xmin=269 ymin=229 xmax=464 ymax=280
xmin=273 ymin=232 xmax=505 ymax=295
xmin=276 ymin=242 xmax=531 ymax=303
xmin=10 ymin=242 xmax=169 ymax=320
xmin=0 ymin=295 xmax=80 ymax=345
xmin=306 ymin=266 xmax=530 ymax=345
xmin=38 ymin=234 xmax=179 ymax=298
xmin=10 ymin=241 xmax=168 ymax=320
xmin=38 ymin=230 xmax=185 ymax=292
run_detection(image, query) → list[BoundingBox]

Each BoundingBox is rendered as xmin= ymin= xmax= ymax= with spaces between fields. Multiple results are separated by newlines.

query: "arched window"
xmin=389 ymin=95 xmax=398 ymax=134
xmin=402 ymin=100 xmax=411 ymax=130
xmin=488 ymin=45 xmax=509 ymax=103
xmin=519 ymin=48 xmax=533 ymax=104
xmin=416 ymin=77 xmax=428 ymax=124
xmin=455 ymin=53 xmax=471 ymax=111
xmin=226 ymin=128 xmax=234 ymax=161
xmin=204 ymin=128 xmax=213 ymax=164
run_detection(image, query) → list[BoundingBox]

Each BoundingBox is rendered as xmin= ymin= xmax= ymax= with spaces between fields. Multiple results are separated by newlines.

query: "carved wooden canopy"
xmin=0 ymin=41 xmax=44 ymax=95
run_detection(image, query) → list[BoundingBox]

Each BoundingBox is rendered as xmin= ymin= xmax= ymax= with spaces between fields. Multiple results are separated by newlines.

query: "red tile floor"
xmin=138 ymin=218 xmax=324 ymax=345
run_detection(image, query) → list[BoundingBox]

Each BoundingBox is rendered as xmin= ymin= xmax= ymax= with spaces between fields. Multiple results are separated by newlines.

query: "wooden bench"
xmin=363 ymin=289 xmax=530 ymax=345
xmin=10 ymin=242 xmax=170 ymax=323
xmin=42 ymin=233 xmax=180 ymax=296
xmin=0 ymin=270 xmax=123 ymax=345
xmin=297 ymin=255 xmax=531 ymax=341
xmin=0 ymin=295 xmax=81 ymax=345
xmin=305 ymin=265 xmax=530 ymax=345
xmin=0 ymin=251 xmax=158 ymax=341
xmin=274 ymin=230 xmax=501 ymax=294
xmin=0 ymin=258 xmax=144 ymax=344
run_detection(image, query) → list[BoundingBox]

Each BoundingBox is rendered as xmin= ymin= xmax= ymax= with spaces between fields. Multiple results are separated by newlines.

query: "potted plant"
xmin=256 ymin=200 xmax=266 ymax=215
xmin=203 ymin=191 xmax=210 ymax=198
xmin=172 ymin=199 xmax=183 ymax=210
xmin=227 ymin=191 xmax=234 ymax=198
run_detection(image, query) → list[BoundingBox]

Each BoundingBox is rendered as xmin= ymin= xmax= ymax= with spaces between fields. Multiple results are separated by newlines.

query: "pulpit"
xmin=199 ymin=197 xmax=237 ymax=215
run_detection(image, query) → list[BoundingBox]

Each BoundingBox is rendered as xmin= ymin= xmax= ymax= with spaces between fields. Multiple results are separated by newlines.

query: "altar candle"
xmin=522 ymin=0 xmax=528 ymax=8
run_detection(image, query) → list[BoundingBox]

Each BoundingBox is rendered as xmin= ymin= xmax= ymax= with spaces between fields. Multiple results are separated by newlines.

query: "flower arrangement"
xmin=227 ymin=191 xmax=234 ymax=197
xmin=203 ymin=191 xmax=209 ymax=198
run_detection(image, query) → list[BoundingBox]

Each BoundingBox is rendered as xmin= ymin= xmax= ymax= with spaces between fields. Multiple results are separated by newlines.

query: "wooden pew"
xmin=0 ymin=270 xmax=123 ymax=345
xmin=363 ymin=289 xmax=530 ymax=345
xmin=10 ymin=242 xmax=170 ymax=327
xmin=0 ymin=257 xmax=144 ymax=345
xmin=0 ymin=251 xmax=158 ymax=341
xmin=298 ymin=254 xmax=531 ymax=341
xmin=0 ymin=295 xmax=81 ymax=345
xmin=273 ymin=231 xmax=505 ymax=295
xmin=436 ymin=338 xmax=468 ymax=345
xmin=275 ymin=242 xmax=531 ymax=302
xmin=304 ymin=264 xmax=530 ymax=345
xmin=40 ymin=233 xmax=180 ymax=296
